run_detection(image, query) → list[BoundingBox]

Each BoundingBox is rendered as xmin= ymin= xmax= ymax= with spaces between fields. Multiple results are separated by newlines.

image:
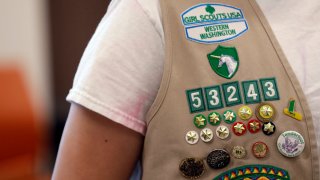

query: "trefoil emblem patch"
xmin=207 ymin=45 xmax=239 ymax=79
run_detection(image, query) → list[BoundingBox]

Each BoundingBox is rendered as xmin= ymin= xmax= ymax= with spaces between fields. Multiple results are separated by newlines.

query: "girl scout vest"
xmin=143 ymin=0 xmax=319 ymax=179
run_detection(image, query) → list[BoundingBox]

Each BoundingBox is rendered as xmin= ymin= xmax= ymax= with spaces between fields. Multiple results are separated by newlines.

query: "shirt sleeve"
xmin=66 ymin=0 xmax=164 ymax=135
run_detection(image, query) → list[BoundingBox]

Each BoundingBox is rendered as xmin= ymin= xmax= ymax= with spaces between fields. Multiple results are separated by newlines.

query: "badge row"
xmin=186 ymin=77 xmax=279 ymax=113
xmin=186 ymin=120 xmax=276 ymax=145
xmin=192 ymin=103 xmax=277 ymax=130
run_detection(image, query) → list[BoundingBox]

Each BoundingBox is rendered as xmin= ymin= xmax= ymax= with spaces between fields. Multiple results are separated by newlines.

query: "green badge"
xmin=208 ymin=112 xmax=221 ymax=126
xmin=207 ymin=45 xmax=239 ymax=79
xmin=223 ymin=110 xmax=237 ymax=124
xmin=193 ymin=114 xmax=207 ymax=128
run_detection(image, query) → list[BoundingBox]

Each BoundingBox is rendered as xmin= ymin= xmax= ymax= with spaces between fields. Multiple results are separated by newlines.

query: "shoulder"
xmin=135 ymin=0 xmax=163 ymax=40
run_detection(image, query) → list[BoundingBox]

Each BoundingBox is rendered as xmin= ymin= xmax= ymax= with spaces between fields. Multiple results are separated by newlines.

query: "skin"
xmin=52 ymin=103 xmax=144 ymax=180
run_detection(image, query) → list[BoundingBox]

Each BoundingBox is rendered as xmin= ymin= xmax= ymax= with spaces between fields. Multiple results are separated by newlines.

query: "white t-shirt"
xmin=67 ymin=0 xmax=320 ymax=142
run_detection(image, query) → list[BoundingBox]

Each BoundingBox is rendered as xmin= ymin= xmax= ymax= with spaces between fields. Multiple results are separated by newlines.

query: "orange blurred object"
xmin=0 ymin=68 xmax=49 ymax=180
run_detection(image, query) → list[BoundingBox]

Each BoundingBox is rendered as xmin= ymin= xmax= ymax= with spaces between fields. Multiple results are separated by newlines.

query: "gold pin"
xmin=232 ymin=146 xmax=247 ymax=159
xmin=256 ymin=103 xmax=276 ymax=122
xmin=238 ymin=106 xmax=252 ymax=120
xmin=216 ymin=125 xmax=230 ymax=140
xmin=208 ymin=112 xmax=221 ymax=126
xmin=200 ymin=128 xmax=213 ymax=142
xmin=185 ymin=131 xmax=199 ymax=145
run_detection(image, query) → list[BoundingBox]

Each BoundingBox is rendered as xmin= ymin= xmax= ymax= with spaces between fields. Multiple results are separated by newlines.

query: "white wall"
xmin=0 ymin=0 xmax=52 ymax=119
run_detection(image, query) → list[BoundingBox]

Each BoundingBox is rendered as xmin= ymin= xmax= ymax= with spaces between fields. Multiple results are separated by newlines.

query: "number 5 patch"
xmin=260 ymin=78 xmax=280 ymax=101
xmin=186 ymin=88 xmax=206 ymax=113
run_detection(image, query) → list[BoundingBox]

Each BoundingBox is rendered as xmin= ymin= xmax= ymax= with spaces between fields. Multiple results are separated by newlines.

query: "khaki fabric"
xmin=143 ymin=0 xmax=319 ymax=179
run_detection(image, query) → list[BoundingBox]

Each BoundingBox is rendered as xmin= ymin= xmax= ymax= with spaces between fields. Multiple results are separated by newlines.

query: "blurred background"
xmin=0 ymin=0 xmax=110 ymax=179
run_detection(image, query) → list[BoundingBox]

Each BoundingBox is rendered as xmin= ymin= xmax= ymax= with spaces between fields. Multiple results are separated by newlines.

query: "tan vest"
xmin=143 ymin=0 xmax=319 ymax=179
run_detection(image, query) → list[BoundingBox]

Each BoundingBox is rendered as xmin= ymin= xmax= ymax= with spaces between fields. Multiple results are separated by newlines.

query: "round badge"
xmin=277 ymin=131 xmax=305 ymax=157
xmin=256 ymin=103 xmax=276 ymax=122
xmin=248 ymin=119 xmax=261 ymax=133
xmin=262 ymin=122 xmax=276 ymax=136
xmin=206 ymin=149 xmax=230 ymax=169
xmin=185 ymin=131 xmax=199 ymax=145
xmin=193 ymin=114 xmax=207 ymax=129
xmin=223 ymin=110 xmax=237 ymax=124
xmin=179 ymin=158 xmax=205 ymax=179
xmin=208 ymin=112 xmax=221 ymax=126
xmin=232 ymin=122 xmax=247 ymax=136
xmin=232 ymin=146 xmax=246 ymax=159
xmin=216 ymin=125 xmax=230 ymax=140
xmin=238 ymin=106 xmax=253 ymax=120
xmin=252 ymin=141 xmax=268 ymax=158
xmin=200 ymin=128 xmax=213 ymax=143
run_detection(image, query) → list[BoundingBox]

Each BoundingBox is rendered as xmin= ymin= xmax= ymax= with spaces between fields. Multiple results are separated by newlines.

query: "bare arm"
xmin=52 ymin=103 xmax=144 ymax=180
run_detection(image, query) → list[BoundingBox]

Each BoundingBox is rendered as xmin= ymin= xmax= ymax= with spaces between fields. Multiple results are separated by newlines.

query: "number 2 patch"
xmin=221 ymin=81 xmax=242 ymax=107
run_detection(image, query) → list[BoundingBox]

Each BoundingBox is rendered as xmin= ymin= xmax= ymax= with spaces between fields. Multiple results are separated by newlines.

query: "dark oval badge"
xmin=206 ymin=149 xmax=230 ymax=169
xmin=179 ymin=158 xmax=205 ymax=179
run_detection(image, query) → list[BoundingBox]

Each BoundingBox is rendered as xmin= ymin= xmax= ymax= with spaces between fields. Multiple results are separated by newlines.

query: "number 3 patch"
xmin=204 ymin=86 xmax=224 ymax=110
xmin=260 ymin=78 xmax=280 ymax=101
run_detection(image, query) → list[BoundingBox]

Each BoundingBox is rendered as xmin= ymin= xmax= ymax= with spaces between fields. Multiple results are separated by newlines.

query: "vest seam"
xmin=145 ymin=0 xmax=173 ymax=125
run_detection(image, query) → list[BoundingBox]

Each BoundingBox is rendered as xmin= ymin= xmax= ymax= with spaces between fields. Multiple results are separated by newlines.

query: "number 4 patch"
xmin=242 ymin=80 xmax=261 ymax=104
xmin=260 ymin=78 xmax=280 ymax=101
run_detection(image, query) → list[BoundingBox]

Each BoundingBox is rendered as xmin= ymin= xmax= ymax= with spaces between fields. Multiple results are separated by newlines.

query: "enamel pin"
xmin=283 ymin=98 xmax=302 ymax=121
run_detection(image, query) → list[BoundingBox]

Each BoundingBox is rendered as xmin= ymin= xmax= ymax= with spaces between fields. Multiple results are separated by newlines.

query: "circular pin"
xmin=206 ymin=149 xmax=230 ymax=169
xmin=248 ymin=119 xmax=261 ymax=133
xmin=208 ymin=112 xmax=221 ymax=126
xmin=277 ymin=131 xmax=305 ymax=157
xmin=232 ymin=122 xmax=247 ymax=136
xmin=252 ymin=142 xmax=268 ymax=158
xmin=223 ymin=110 xmax=237 ymax=124
xmin=200 ymin=128 xmax=213 ymax=143
xmin=193 ymin=114 xmax=207 ymax=129
xmin=216 ymin=125 xmax=230 ymax=140
xmin=232 ymin=146 xmax=247 ymax=159
xmin=238 ymin=106 xmax=252 ymax=120
xmin=262 ymin=122 xmax=276 ymax=136
xmin=185 ymin=131 xmax=199 ymax=145
xmin=256 ymin=103 xmax=276 ymax=122
xmin=179 ymin=158 xmax=205 ymax=179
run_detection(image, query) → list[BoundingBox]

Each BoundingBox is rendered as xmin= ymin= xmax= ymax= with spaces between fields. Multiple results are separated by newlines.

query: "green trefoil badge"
xmin=207 ymin=45 xmax=239 ymax=79
xmin=205 ymin=5 xmax=215 ymax=14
